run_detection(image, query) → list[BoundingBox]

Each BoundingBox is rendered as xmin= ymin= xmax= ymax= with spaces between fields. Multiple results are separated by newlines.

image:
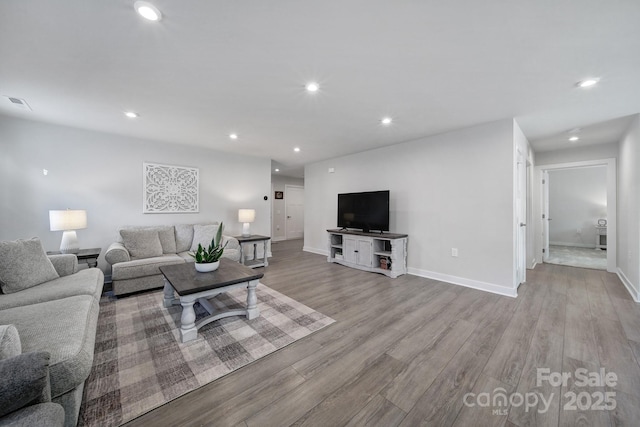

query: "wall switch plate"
xmin=577 ymin=228 xmax=582 ymax=234
xmin=328 ymin=167 xmax=335 ymax=173
xmin=451 ymin=248 xmax=458 ymax=257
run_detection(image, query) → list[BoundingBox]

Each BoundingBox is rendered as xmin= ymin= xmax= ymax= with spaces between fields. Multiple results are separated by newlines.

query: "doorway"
xmin=285 ymin=185 xmax=304 ymax=240
xmin=535 ymin=159 xmax=616 ymax=272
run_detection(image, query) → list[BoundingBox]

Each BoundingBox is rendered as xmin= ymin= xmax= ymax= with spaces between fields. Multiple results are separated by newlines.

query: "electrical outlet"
xmin=577 ymin=228 xmax=582 ymax=234
xmin=451 ymin=248 xmax=458 ymax=257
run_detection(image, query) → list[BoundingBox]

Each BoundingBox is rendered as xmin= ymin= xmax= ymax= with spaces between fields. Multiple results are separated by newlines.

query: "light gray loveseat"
xmin=105 ymin=223 xmax=240 ymax=296
xmin=0 ymin=239 xmax=104 ymax=427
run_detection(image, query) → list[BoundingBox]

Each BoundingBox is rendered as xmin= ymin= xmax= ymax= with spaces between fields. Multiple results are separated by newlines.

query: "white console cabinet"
xmin=327 ymin=229 xmax=407 ymax=278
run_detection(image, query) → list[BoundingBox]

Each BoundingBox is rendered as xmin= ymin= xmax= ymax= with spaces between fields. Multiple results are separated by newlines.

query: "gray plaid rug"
xmin=78 ymin=283 xmax=335 ymax=426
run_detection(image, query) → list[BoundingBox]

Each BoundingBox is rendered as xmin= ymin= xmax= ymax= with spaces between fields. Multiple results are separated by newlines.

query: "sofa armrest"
xmin=47 ymin=255 xmax=78 ymax=277
xmin=0 ymin=352 xmax=52 ymax=419
xmin=0 ymin=402 xmax=65 ymax=427
xmin=222 ymin=235 xmax=240 ymax=251
xmin=105 ymin=242 xmax=130 ymax=265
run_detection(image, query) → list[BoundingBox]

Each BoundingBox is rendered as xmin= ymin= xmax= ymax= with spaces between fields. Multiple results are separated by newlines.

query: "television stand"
xmin=326 ymin=229 xmax=408 ymax=278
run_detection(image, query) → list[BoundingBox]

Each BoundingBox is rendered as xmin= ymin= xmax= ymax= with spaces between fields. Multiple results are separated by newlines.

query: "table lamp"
xmin=238 ymin=209 xmax=255 ymax=237
xmin=49 ymin=209 xmax=87 ymax=253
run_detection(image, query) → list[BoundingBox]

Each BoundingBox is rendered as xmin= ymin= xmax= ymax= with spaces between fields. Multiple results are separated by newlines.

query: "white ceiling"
xmin=1 ymin=0 xmax=639 ymax=179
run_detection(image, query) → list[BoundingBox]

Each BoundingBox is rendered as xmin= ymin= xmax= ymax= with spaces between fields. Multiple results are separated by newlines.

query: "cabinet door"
xmin=357 ymin=239 xmax=373 ymax=267
xmin=344 ymin=237 xmax=357 ymax=264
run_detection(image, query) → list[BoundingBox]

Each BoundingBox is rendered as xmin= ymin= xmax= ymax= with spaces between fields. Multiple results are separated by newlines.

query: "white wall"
xmin=304 ymin=119 xmax=518 ymax=296
xmin=0 ymin=115 xmax=271 ymax=273
xmin=535 ymin=142 xmax=618 ymax=165
xmin=271 ymin=175 xmax=304 ymax=241
xmin=548 ymin=167 xmax=607 ymax=247
xmin=617 ymin=114 xmax=640 ymax=300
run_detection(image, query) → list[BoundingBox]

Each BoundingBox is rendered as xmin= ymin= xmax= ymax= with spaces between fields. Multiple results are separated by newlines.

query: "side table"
xmin=234 ymin=235 xmax=270 ymax=269
xmin=47 ymin=248 xmax=101 ymax=268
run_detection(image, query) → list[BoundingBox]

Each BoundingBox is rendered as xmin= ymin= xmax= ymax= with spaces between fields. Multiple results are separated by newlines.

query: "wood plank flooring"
xmin=125 ymin=240 xmax=640 ymax=427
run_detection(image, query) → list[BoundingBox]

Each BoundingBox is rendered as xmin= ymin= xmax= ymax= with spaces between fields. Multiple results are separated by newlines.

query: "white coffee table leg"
xmin=246 ymin=279 xmax=259 ymax=320
xmin=163 ymin=278 xmax=176 ymax=308
xmin=263 ymin=240 xmax=269 ymax=267
xmin=180 ymin=300 xmax=198 ymax=342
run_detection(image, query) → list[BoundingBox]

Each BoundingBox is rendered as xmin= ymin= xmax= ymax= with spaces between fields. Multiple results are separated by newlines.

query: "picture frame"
xmin=143 ymin=162 xmax=199 ymax=213
xmin=275 ymin=191 xmax=284 ymax=200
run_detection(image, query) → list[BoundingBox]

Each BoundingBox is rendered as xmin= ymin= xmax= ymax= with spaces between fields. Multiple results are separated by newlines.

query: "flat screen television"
xmin=337 ymin=190 xmax=390 ymax=233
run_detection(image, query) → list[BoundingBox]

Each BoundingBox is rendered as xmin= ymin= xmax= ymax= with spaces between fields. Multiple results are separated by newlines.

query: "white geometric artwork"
xmin=143 ymin=162 xmax=199 ymax=213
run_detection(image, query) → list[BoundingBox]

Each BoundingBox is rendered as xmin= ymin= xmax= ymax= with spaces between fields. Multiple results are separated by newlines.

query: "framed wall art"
xmin=275 ymin=191 xmax=284 ymax=200
xmin=143 ymin=162 xmax=199 ymax=213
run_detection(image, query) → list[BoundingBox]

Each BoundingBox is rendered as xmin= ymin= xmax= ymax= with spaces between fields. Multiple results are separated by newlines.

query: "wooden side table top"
xmin=47 ymin=247 xmax=101 ymax=258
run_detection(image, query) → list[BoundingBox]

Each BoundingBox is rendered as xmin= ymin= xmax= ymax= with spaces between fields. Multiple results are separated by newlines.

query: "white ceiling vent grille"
xmin=3 ymin=96 xmax=32 ymax=111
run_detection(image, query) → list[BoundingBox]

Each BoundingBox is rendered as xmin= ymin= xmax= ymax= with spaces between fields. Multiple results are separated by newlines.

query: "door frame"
xmin=515 ymin=148 xmax=527 ymax=286
xmin=284 ymin=184 xmax=304 ymax=240
xmin=534 ymin=158 xmax=616 ymax=273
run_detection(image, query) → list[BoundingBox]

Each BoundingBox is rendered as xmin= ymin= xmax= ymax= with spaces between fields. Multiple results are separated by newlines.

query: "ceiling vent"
xmin=3 ymin=96 xmax=32 ymax=111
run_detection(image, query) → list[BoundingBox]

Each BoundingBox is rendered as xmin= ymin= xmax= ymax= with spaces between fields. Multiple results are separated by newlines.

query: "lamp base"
xmin=242 ymin=222 xmax=251 ymax=237
xmin=60 ymin=230 xmax=80 ymax=253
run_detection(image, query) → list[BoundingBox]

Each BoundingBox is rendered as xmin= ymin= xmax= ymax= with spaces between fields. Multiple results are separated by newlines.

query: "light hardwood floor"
xmin=126 ymin=239 xmax=640 ymax=426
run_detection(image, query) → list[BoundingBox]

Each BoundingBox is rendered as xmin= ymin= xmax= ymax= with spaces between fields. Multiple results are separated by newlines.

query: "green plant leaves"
xmin=188 ymin=222 xmax=228 ymax=263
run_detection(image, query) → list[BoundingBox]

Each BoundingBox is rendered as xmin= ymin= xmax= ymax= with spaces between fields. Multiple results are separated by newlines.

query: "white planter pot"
xmin=195 ymin=261 xmax=220 ymax=272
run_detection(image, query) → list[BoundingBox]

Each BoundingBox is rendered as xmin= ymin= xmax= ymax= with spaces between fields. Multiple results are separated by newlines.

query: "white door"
xmin=542 ymin=171 xmax=550 ymax=262
xmin=285 ymin=185 xmax=304 ymax=240
xmin=516 ymin=149 xmax=527 ymax=285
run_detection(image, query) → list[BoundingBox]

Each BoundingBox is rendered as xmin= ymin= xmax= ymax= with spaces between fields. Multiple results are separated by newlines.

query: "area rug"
xmin=547 ymin=244 xmax=607 ymax=270
xmin=78 ymin=284 xmax=335 ymax=427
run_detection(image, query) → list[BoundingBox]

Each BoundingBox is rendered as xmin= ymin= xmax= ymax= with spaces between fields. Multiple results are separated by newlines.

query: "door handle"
xmin=287 ymin=216 xmax=291 ymax=219
xmin=520 ymin=223 xmax=527 ymax=227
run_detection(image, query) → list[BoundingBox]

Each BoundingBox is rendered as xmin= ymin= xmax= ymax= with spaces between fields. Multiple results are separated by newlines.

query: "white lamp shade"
xmin=49 ymin=210 xmax=87 ymax=231
xmin=238 ymin=209 xmax=256 ymax=223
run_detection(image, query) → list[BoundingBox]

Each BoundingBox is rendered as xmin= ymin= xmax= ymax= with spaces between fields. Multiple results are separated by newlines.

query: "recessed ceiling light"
xmin=134 ymin=1 xmax=162 ymax=21
xmin=569 ymin=136 xmax=579 ymax=142
xmin=381 ymin=117 xmax=393 ymax=126
xmin=124 ymin=111 xmax=139 ymax=118
xmin=576 ymin=78 xmax=599 ymax=88
xmin=229 ymin=133 xmax=238 ymax=140
xmin=294 ymin=147 xmax=301 ymax=152
xmin=305 ymin=82 xmax=319 ymax=93
xmin=275 ymin=168 xmax=280 ymax=172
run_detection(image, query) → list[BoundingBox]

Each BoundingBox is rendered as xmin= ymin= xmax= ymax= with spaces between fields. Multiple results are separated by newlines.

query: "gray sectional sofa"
xmin=0 ymin=246 xmax=104 ymax=427
xmin=105 ymin=223 xmax=240 ymax=296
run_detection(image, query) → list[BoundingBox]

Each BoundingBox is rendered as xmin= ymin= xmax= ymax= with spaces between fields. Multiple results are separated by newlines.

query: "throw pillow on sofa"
xmin=190 ymin=224 xmax=220 ymax=251
xmin=0 ymin=352 xmax=52 ymax=419
xmin=120 ymin=229 xmax=163 ymax=259
xmin=0 ymin=238 xmax=59 ymax=294
xmin=119 ymin=226 xmax=176 ymax=254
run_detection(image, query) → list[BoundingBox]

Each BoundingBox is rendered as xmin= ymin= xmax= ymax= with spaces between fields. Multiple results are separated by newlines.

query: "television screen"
xmin=337 ymin=190 xmax=390 ymax=232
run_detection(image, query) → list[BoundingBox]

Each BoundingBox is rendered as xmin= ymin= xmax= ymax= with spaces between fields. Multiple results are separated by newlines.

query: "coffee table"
xmin=160 ymin=259 xmax=264 ymax=343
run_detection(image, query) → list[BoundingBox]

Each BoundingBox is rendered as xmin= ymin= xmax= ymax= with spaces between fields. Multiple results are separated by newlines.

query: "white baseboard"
xmin=303 ymin=246 xmax=328 ymax=256
xmin=616 ymin=268 xmax=640 ymax=302
xmin=529 ymin=261 xmax=537 ymax=270
xmin=407 ymin=267 xmax=518 ymax=298
xmin=271 ymin=237 xmax=286 ymax=242
xmin=307 ymin=245 xmax=518 ymax=298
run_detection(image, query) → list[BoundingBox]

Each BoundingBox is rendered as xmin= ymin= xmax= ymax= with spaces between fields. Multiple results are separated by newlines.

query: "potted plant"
xmin=190 ymin=222 xmax=228 ymax=272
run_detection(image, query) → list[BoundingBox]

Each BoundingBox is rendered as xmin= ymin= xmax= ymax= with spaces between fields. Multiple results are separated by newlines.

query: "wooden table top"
xmin=160 ymin=259 xmax=264 ymax=296
xmin=233 ymin=235 xmax=271 ymax=243
xmin=47 ymin=247 xmax=101 ymax=258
